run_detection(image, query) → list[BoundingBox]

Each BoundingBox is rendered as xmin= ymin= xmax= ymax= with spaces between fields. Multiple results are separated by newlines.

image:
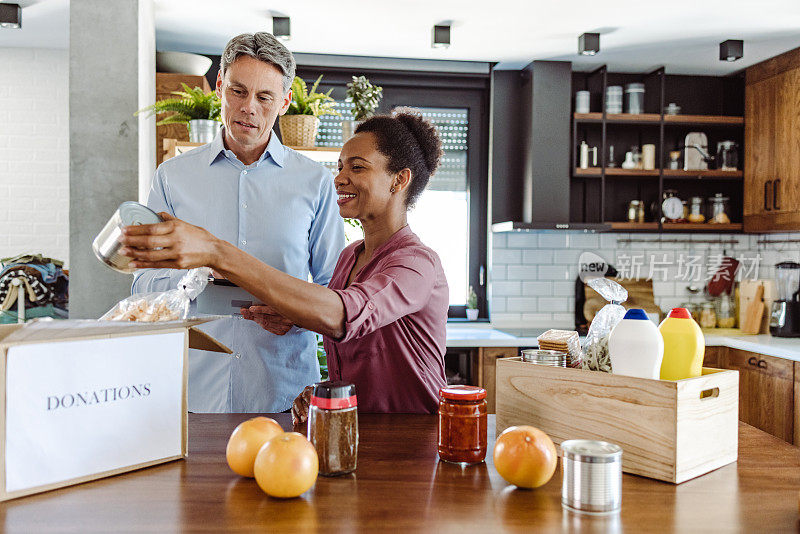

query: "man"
xmin=133 ymin=32 xmax=345 ymax=412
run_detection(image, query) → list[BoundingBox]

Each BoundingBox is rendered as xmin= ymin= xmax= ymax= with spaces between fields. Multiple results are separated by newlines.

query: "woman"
xmin=121 ymin=110 xmax=449 ymax=419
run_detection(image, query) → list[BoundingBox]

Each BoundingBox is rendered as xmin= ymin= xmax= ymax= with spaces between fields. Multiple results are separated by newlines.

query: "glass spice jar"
xmin=699 ymin=301 xmax=717 ymax=329
xmin=307 ymin=381 xmax=358 ymax=476
xmin=438 ymin=385 xmax=488 ymax=465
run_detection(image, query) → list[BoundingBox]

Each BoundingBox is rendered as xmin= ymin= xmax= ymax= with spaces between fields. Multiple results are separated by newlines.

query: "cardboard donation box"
xmin=0 ymin=319 xmax=230 ymax=501
xmin=496 ymin=358 xmax=739 ymax=484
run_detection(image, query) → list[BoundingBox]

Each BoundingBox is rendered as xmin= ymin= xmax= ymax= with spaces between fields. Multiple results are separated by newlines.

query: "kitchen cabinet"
xmin=720 ymin=347 xmax=794 ymax=443
xmin=703 ymin=346 xmax=727 ymax=368
xmin=744 ymin=47 xmax=800 ymax=232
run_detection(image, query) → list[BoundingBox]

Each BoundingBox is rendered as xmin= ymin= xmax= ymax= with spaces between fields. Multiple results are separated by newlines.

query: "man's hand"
xmin=291 ymin=385 xmax=314 ymax=426
xmin=120 ymin=212 xmax=222 ymax=270
xmin=241 ymin=304 xmax=294 ymax=335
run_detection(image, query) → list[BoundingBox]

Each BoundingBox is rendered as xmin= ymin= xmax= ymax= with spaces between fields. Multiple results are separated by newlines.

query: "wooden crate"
xmin=496 ymin=358 xmax=739 ymax=484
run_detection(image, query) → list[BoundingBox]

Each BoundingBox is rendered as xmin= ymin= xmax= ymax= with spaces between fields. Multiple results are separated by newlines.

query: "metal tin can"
xmin=92 ymin=201 xmax=162 ymax=273
xmin=561 ymin=440 xmax=622 ymax=514
xmin=520 ymin=349 xmax=567 ymax=367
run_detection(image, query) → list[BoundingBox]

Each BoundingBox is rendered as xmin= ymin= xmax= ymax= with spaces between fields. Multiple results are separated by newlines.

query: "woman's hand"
xmin=119 ymin=213 xmax=223 ymax=270
xmin=291 ymin=385 xmax=314 ymax=426
xmin=241 ymin=304 xmax=294 ymax=335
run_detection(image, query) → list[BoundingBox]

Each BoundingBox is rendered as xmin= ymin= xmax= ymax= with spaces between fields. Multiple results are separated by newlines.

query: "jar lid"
xmin=561 ymin=440 xmax=622 ymax=463
xmin=668 ymin=307 xmax=692 ymax=319
xmin=311 ymin=381 xmax=357 ymax=409
xmin=439 ymin=385 xmax=486 ymax=401
xmin=119 ymin=201 xmax=162 ymax=226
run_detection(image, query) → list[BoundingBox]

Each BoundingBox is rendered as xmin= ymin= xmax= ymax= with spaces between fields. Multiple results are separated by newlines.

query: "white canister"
xmin=608 ymin=308 xmax=664 ymax=379
xmin=642 ymin=144 xmax=656 ymax=170
xmin=575 ymin=91 xmax=590 ymax=114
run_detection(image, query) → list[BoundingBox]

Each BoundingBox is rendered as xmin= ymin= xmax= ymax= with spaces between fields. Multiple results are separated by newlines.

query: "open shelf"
xmin=574 ymin=112 xmax=661 ymax=124
xmin=662 ymin=223 xmax=743 ymax=232
xmin=662 ymin=169 xmax=743 ymax=179
xmin=574 ymin=113 xmax=744 ymax=126
xmin=610 ymin=222 xmax=660 ymax=231
xmin=663 ymin=114 xmax=743 ymax=126
xmin=574 ymin=168 xmax=660 ymax=177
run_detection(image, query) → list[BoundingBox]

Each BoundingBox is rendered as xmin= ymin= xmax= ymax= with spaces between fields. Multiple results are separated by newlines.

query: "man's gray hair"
xmin=220 ymin=32 xmax=296 ymax=94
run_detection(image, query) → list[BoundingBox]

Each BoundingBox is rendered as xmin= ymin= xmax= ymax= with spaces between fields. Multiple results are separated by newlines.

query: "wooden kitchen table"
xmin=1 ymin=414 xmax=798 ymax=533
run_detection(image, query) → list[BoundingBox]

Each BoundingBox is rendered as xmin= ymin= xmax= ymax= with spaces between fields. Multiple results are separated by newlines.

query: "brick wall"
xmin=0 ymin=48 xmax=69 ymax=266
xmin=490 ymin=231 xmax=800 ymax=326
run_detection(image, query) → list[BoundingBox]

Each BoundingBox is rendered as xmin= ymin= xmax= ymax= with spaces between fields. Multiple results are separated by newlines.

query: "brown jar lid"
xmin=439 ymin=385 xmax=486 ymax=401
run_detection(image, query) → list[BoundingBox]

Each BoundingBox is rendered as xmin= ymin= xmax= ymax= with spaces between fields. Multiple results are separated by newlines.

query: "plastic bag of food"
xmin=101 ymin=267 xmax=212 ymax=322
xmin=581 ymin=278 xmax=628 ymax=372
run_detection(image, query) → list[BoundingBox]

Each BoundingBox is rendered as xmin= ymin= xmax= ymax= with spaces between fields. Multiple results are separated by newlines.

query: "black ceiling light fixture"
xmin=719 ymin=39 xmax=743 ymax=62
xmin=272 ymin=16 xmax=290 ymax=40
xmin=578 ymin=33 xmax=600 ymax=56
xmin=0 ymin=3 xmax=22 ymax=29
xmin=432 ymin=24 xmax=451 ymax=49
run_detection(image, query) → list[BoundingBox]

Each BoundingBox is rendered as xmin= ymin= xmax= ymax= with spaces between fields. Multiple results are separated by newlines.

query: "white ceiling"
xmin=2 ymin=0 xmax=800 ymax=74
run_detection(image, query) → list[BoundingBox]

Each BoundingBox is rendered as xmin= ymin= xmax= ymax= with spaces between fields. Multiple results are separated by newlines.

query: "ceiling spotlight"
xmin=273 ymin=16 xmax=290 ymax=40
xmin=0 ymin=3 xmax=21 ymax=29
xmin=719 ymin=39 xmax=743 ymax=62
xmin=579 ymin=33 xmax=600 ymax=56
xmin=432 ymin=24 xmax=450 ymax=49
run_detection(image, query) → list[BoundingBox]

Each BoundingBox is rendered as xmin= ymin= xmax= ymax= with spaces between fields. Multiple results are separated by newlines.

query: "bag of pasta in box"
xmin=101 ymin=267 xmax=211 ymax=322
xmin=581 ymin=277 xmax=628 ymax=372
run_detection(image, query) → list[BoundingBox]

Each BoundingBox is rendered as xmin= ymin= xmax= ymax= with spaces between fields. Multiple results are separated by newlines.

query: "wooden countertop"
xmin=1 ymin=414 xmax=798 ymax=532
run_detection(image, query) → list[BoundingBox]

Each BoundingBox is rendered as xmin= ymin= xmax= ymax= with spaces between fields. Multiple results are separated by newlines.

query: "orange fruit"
xmin=226 ymin=417 xmax=284 ymax=477
xmin=254 ymin=432 xmax=318 ymax=499
xmin=493 ymin=425 xmax=557 ymax=489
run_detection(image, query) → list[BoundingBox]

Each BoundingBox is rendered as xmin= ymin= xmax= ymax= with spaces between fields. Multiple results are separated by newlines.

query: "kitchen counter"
xmin=447 ymin=324 xmax=800 ymax=361
xmin=1 ymin=413 xmax=797 ymax=532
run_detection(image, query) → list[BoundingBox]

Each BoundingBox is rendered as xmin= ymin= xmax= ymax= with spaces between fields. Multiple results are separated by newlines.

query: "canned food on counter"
xmin=561 ymin=439 xmax=622 ymax=515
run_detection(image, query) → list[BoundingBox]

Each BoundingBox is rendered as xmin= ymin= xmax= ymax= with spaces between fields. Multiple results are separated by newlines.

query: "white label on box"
xmin=5 ymin=332 xmax=184 ymax=493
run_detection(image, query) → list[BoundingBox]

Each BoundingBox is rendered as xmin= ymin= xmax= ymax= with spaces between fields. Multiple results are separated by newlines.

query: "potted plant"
xmin=466 ymin=286 xmax=479 ymax=320
xmin=136 ymin=83 xmax=221 ymax=143
xmin=279 ymin=75 xmax=339 ymax=148
xmin=342 ymin=76 xmax=383 ymax=142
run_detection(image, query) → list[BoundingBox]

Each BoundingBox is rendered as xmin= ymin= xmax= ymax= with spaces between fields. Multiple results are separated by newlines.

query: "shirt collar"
xmin=354 ymin=225 xmax=414 ymax=258
xmin=207 ymin=128 xmax=286 ymax=168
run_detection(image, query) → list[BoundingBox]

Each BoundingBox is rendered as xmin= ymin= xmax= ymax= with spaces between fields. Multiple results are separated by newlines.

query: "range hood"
xmin=490 ymin=62 xmax=609 ymax=233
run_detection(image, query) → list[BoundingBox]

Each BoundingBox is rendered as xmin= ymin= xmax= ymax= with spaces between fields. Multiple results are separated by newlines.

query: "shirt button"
xmin=367 ymin=302 xmax=375 ymax=310
xmin=241 ymin=202 xmax=247 ymax=209
xmin=242 ymin=170 xmax=248 ymax=175
xmin=241 ymin=240 xmax=247 ymax=245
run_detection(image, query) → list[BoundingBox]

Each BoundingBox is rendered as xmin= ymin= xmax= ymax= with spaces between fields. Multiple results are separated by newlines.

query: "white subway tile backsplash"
xmin=507 ymin=233 xmax=539 ymax=248
xmin=522 ymin=281 xmax=553 ymax=296
xmin=507 ymin=265 xmax=539 ymax=280
xmin=507 ymin=297 xmax=539 ymax=312
xmin=490 ymin=229 xmax=800 ymax=321
xmin=522 ymin=249 xmax=554 ymax=264
xmin=492 ymin=233 xmax=507 ymax=248
xmin=491 ymin=280 xmax=522 ymax=297
xmin=493 ymin=248 xmax=522 ymax=264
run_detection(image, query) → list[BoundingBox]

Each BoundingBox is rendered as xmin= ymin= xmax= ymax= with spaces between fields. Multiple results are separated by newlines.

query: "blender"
xmin=769 ymin=262 xmax=800 ymax=337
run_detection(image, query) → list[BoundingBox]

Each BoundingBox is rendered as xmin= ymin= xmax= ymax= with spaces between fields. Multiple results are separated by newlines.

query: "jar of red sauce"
xmin=437 ymin=385 xmax=487 ymax=465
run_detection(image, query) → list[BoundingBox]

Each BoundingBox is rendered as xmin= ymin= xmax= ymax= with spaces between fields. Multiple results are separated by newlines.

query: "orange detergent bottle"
xmin=658 ymin=308 xmax=705 ymax=380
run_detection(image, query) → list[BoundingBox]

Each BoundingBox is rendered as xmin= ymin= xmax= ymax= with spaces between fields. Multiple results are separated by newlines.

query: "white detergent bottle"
xmin=608 ymin=308 xmax=664 ymax=379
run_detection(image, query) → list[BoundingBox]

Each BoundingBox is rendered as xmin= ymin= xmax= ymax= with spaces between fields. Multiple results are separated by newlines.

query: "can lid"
xmin=311 ymin=381 xmax=356 ymax=409
xmin=561 ymin=440 xmax=622 ymax=463
xmin=119 ymin=202 xmax=162 ymax=226
xmin=622 ymin=308 xmax=649 ymax=321
xmin=667 ymin=307 xmax=692 ymax=320
xmin=439 ymin=385 xmax=486 ymax=401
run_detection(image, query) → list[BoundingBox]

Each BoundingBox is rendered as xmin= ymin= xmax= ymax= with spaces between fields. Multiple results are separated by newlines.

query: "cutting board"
xmin=739 ymin=280 xmax=776 ymax=334
xmin=584 ymin=278 xmax=661 ymax=323
xmin=741 ymin=284 xmax=766 ymax=334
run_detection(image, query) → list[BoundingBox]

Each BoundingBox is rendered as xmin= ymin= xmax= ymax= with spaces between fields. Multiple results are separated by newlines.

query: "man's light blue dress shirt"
xmin=132 ymin=130 xmax=345 ymax=413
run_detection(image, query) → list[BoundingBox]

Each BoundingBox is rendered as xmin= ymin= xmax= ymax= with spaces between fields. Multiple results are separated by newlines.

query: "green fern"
xmin=286 ymin=75 xmax=339 ymax=118
xmin=135 ymin=83 xmax=222 ymax=125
